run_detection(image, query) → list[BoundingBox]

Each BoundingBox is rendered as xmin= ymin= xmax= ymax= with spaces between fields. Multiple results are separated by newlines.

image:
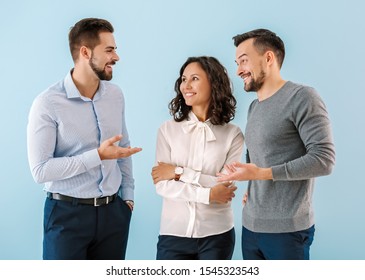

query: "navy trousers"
xmin=241 ymin=225 xmax=315 ymax=260
xmin=43 ymin=196 xmax=132 ymax=260
xmin=156 ymin=228 xmax=235 ymax=260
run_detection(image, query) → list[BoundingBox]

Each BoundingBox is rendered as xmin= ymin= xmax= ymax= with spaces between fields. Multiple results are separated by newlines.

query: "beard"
xmin=244 ymin=67 xmax=266 ymax=92
xmin=89 ymin=53 xmax=114 ymax=81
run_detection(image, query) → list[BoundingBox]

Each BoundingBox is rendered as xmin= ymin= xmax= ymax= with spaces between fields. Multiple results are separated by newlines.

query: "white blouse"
xmin=155 ymin=112 xmax=244 ymax=238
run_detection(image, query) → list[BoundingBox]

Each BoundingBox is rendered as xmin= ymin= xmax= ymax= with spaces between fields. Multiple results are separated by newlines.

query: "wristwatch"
xmin=174 ymin=166 xmax=184 ymax=181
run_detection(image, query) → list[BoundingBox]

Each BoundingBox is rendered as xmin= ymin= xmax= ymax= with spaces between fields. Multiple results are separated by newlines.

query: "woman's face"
xmin=180 ymin=62 xmax=211 ymax=111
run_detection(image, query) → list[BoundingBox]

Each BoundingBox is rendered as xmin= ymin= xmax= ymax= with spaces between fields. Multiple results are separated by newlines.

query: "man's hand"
xmin=151 ymin=162 xmax=175 ymax=184
xmin=209 ymin=181 xmax=237 ymax=204
xmin=216 ymin=162 xmax=272 ymax=182
xmin=243 ymin=192 xmax=248 ymax=205
xmin=98 ymin=135 xmax=142 ymax=160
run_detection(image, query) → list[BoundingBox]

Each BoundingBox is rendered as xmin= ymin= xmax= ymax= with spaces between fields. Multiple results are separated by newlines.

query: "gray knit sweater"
xmin=243 ymin=81 xmax=335 ymax=233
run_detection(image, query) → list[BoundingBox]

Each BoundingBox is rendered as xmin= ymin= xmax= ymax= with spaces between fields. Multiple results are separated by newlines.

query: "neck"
xmin=192 ymin=107 xmax=209 ymax=122
xmin=72 ymin=66 xmax=100 ymax=99
xmin=257 ymin=74 xmax=286 ymax=102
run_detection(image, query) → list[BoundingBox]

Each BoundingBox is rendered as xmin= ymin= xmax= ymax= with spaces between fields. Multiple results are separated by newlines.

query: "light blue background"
xmin=0 ymin=0 xmax=364 ymax=260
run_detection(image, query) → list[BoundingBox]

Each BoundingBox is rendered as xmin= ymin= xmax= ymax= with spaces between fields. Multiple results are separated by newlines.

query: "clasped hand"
xmin=151 ymin=162 xmax=237 ymax=204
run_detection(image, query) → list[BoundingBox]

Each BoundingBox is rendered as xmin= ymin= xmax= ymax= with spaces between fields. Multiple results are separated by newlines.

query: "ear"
xmin=80 ymin=46 xmax=91 ymax=60
xmin=265 ymin=51 xmax=275 ymax=66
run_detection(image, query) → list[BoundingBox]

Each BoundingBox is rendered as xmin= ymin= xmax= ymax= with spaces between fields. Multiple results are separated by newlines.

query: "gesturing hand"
xmin=216 ymin=162 xmax=272 ymax=182
xmin=98 ymin=135 xmax=142 ymax=160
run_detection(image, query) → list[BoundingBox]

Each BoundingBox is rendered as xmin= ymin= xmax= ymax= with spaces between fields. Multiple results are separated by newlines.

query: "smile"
xmin=184 ymin=92 xmax=196 ymax=97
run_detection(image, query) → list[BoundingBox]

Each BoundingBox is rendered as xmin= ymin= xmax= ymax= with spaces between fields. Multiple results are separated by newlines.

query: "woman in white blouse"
xmin=151 ymin=56 xmax=244 ymax=260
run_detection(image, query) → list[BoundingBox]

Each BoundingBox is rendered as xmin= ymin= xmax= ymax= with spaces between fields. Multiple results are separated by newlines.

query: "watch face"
xmin=175 ymin=166 xmax=183 ymax=175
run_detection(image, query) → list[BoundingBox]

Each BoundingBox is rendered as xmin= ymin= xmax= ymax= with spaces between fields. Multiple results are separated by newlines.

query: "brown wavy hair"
xmin=169 ymin=56 xmax=236 ymax=125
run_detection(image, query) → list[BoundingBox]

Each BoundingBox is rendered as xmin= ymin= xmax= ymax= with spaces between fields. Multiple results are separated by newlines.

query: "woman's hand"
xmin=151 ymin=162 xmax=176 ymax=184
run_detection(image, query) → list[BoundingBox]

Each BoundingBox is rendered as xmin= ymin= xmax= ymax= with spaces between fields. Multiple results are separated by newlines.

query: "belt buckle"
xmin=94 ymin=196 xmax=109 ymax=207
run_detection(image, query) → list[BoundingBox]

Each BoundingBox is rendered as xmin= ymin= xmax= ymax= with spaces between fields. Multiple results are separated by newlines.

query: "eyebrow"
xmin=182 ymin=73 xmax=200 ymax=77
xmin=105 ymin=46 xmax=117 ymax=50
xmin=235 ymin=53 xmax=247 ymax=63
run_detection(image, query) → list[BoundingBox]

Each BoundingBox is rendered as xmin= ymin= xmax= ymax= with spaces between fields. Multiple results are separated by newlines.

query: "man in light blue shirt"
xmin=27 ymin=18 xmax=142 ymax=260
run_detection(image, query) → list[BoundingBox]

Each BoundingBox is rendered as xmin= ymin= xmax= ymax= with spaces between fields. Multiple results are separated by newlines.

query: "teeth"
xmin=185 ymin=92 xmax=194 ymax=97
xmin=242 ymin=74 xmax=250 ymax=83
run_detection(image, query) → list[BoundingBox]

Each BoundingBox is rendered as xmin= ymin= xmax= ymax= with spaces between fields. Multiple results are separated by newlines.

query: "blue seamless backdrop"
xmin=0 ymin=0 xmax=364 ymax=260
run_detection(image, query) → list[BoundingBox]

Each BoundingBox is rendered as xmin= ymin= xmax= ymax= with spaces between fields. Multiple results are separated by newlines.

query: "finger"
xmin=222 ymin=181 xmax=232 ymax=187
xmin=233 ymin=162 xmax=244 ymax=168
xmin=216 ymin=175 xmax=229 ymax=182
xmin=122 ymin=147 xmax=142 ymax=157
xmin=225 ymin=164 xmax=236 ymax=173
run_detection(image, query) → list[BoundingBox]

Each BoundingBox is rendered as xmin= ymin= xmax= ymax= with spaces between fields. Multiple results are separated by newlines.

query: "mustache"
xmin=107 ymin=61 xmax=116 ymax=66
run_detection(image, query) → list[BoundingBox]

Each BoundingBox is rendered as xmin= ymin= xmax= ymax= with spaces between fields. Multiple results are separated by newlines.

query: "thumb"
xmin=222 ymin=181 xmax=232 ymax=187
xmin=107 ymin=134 xmax=123 ymax=145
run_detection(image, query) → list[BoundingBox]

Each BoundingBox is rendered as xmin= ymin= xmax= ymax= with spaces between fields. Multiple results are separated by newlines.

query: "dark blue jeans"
xmin=43 ymin=196 xmax=132 ymax=260
xmin=241 ymin=225 xmax=315 ymax=260
xmin=156 ymin=227 xmax=235 ymax=260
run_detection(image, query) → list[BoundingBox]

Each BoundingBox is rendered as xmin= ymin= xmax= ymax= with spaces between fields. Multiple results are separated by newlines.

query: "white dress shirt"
xmin=155 ymin=111 xmax=244 ymax=238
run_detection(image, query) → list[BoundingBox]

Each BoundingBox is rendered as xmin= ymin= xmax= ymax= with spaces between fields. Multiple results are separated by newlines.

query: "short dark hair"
xmin=68 ymin=18 xmax=114 ymax=62
xmin=169 ymin=56 xmax=236 ymax=125
xmin=233 ymin=29 xmax=285 ymax=68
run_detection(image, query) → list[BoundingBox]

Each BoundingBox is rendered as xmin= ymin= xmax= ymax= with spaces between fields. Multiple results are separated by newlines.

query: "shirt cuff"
xmin=81 ymin=149 xmax=101 ymax=170
xmin=271 ymin=164 xmax=287 ymax=181
xmin=196 ymin=187 xmax=210 ymax=205
xmin=180 ymin=167 xmax=201 ymax=184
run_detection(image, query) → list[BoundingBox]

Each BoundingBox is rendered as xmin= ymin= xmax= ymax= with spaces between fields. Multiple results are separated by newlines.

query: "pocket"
xmin=117 ymin=197 xmax=132 ymax=219
xmin=298 ymin=225 xmax=315 ymax=246
xmin=43 ymin=198 xmax=57 ymax=232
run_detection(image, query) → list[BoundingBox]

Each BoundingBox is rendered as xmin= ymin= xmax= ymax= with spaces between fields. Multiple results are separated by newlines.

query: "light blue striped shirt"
xmin=27 ymin=71 xmax=135 ymax=200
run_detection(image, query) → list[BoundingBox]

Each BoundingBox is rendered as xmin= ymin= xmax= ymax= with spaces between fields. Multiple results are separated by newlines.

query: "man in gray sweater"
xmin=217 ymin=29 xmax=335 ymax=260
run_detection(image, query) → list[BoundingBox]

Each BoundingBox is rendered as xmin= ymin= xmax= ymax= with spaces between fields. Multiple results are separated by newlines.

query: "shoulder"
xmin=159 ymin=118 xmax=180 ymax=131
xmin=213 ymin=122 xmax=244 ymax=142
xmin=103 ymin=81 xmax=122 ymax=92
xmin=287 ymin=81 xmax=321 ymax=101
xmin=32 ymin=79 xmax=65 ymax=106
xmin=221 ymin=122 xmax=243 ymax=134
xmin=102 ymin=81 xmax=124 ymax=97
xmin=287 ymin=82 xmax=328 ymax=117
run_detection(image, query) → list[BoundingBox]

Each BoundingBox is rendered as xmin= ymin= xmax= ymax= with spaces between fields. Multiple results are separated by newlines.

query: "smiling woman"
xmin=151 ymin=56 xmax=244 ymax=260
xmin=179 ymin=62 xmax=212 ymax=117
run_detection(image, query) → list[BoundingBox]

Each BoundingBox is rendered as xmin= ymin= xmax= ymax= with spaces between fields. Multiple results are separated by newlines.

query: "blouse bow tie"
xmin=182 ymin=119 xmax=216 ymax=171
xmin=182 ymin=120 xmax=216 ymax=142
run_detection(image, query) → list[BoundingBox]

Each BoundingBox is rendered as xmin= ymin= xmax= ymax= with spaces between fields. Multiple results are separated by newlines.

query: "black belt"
xmin=47 ymin=192 xmax=117 ymax=207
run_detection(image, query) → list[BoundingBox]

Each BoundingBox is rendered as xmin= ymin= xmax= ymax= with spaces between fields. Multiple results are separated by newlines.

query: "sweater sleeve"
xmin=271 ymin=87 xmax=335 ymax=181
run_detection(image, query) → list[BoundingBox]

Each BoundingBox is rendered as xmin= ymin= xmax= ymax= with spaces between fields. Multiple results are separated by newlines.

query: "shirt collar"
xmin=187 ymin=111 xmax=211 ymax=125
xmin=64 ymin=69 xmax=106 ymax=101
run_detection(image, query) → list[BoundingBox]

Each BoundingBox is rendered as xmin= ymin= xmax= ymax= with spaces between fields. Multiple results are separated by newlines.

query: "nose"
xmin=113 ymin=52 xmax=120 ymax=62
xmin=236 ymin=65 xmax=243 ymax=77
xmin=184 ymin=80 xmax=192 ymax=89
xmin=180 ymin=80 xmax=191 ymax=94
